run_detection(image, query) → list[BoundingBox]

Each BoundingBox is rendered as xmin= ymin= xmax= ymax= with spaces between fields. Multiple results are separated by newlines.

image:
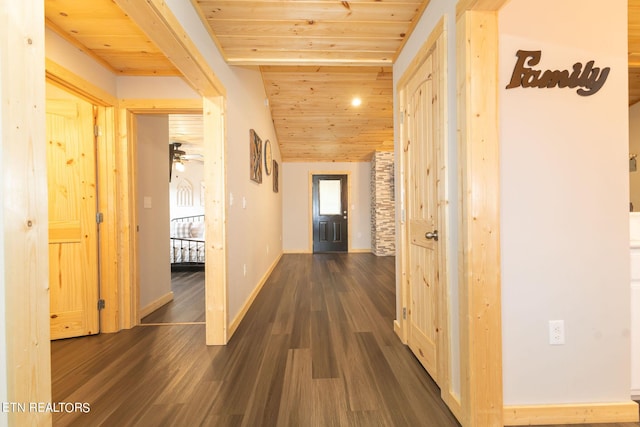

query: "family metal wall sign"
xmin=506 ymin=50 xmax=610 ymax=96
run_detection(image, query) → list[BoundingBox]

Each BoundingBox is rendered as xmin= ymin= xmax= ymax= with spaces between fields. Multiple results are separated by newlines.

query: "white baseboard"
xmin=228 ymin=253 xmax=283 ymax=339
xmin=503 ymin=401 xmax=639 ymax=425
xmin=139 ymin=291 xmax=174 ymax=320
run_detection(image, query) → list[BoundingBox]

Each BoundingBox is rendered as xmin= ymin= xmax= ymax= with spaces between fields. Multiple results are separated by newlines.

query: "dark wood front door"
xmin=312 ymin=174 xmax=348 ymax=253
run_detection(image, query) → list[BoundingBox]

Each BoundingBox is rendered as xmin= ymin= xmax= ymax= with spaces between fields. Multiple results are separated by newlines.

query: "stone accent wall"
xmin=370 ymin=151 xmax=396 ymax=256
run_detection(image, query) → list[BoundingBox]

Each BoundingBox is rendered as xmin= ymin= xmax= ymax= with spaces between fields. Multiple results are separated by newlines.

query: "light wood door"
xmin=405 ymin=52 xmax=440 ymax=380
xmin=47 ymin=84 xmax=100 ymax=340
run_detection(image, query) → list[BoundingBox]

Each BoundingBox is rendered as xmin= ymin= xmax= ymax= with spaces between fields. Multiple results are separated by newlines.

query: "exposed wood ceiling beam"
xmin=114 ymin=0 xmax=225 ymax=97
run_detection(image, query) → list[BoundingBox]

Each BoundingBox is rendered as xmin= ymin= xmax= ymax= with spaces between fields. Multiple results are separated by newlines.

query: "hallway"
xmin=51 ymin=254 xmax=460 ymax=426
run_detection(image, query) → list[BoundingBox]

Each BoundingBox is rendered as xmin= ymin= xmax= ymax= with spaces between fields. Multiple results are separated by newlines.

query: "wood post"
xmin=1 ymin=0 xmax=52 ymax=424
xmin=456 ymin=8 xmax=503 ymax=427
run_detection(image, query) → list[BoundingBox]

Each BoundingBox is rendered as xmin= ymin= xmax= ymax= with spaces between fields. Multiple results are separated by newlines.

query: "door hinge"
xmin=98 ymin=299 xmax=105 ymax=310
xmin=94 ymin=125 xmax=101 ymax=137
xmin=402 ymin=307 xmax=407 ymax=320
xmin=96 ymin=212 xmax=104 ymax=224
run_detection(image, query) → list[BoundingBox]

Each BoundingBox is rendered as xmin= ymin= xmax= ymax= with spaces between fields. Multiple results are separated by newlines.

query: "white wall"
xmin=170 ymin=160 xmax=205 ymax=220
xmin=630 ymin=102 xmax=640 ymax=210
xmin=46 ymin=29 xmax=199 ymax=100
xmin=500 ymin=0 xmax=630 ymax=405
xmin=393 ymin=0 xmax=461 ymax=397
xmin=45 ymin=28 xmax=117 ymax=95
xmin=164 ymin=1 xmax=283 ymax=322
xmin=282 ymin=162 xmax=372 ymax=253
xmin=117 ymin=76 xmax=198 ymax=99
xmin=136 ymin=116 xmax=172 ymax=310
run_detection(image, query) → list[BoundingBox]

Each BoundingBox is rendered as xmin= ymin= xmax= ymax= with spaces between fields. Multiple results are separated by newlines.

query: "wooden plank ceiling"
xmin=45 ymin=0 xmax=179 ymax=75
xmin=192 ymin=0 xmax=425 ymax=66
xmin=190 ymin=0 xmax=422 ymax=161
xmin=46 ymin=0 xmax=640 ymax=162
xmin=44 ymin=0 xmax=420 ymax=162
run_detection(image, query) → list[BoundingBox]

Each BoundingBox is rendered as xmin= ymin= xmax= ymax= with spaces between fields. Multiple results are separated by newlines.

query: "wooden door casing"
xmin=47 ymin=83 xmax=100 ymax=340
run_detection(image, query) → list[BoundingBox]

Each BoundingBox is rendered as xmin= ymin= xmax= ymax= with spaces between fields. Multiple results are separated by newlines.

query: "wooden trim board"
xmin=228 ymin=253 xmax=283 ymax=339
xmin=118 ymin=99 xmax=202 ymax=114
xmin=393 ymin=320 xmax=402 ymax=339
xmin=203 ymin=96 xmax=228 ymax=345
xmin=95 ymin=105 xmax=120 ymax=333
xmin=139 ymin=291 xmax=175 ymax=320
xmin=118 ymin=108 xmax=138 ymax=331
xmin=456 ymin=4 xmax=505 ymax=427
xmin=2 ymin=0 xmax=52 ymax=425
xmin=503 ymin=402 xmax=640 ymax=425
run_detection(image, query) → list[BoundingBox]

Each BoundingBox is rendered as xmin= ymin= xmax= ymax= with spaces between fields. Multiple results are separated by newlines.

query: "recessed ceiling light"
xmin=351 ymin=97 xmax=362 ymax=107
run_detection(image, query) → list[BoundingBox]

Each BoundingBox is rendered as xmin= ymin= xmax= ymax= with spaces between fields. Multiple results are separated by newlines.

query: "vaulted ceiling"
xmin=45 ymin=0 xmax=639 ymax=162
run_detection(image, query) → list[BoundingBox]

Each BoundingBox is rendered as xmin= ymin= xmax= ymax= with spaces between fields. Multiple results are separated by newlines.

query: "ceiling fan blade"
xmin=182 ymin=153 xmax=204 ymax=161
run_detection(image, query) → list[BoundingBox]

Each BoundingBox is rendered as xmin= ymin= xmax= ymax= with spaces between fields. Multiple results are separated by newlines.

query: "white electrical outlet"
xmin=243 ymin=264 xmax=247 ymax=277
xmin=549 ymin=320 xmax=565 ymax=345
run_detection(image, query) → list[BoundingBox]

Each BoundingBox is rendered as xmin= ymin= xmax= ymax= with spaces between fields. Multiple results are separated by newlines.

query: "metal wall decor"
xmin=250 ymin=129 xmax=262 ymax=183
xmin=273 ymin=160 xmax=279 ymax=193
xmin=264 ymin=139 xmax=272 ymax=175
xmin=506 ymin=50 xmax=610 ymax=96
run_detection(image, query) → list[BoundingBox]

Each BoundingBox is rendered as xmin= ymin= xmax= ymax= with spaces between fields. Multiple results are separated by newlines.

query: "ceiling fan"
xmin=169 ymin=142 xmax=203 ymax=181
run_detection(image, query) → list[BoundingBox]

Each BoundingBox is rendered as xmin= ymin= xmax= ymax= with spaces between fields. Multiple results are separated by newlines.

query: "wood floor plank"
xmin=240 ymin=334 xmax=290 ymax=427
xmin=276 ymin=349 xmax=313 ymax=427
xmin=289 ymin=283 xmax=311 ymax=349
xmin=173 ymin=380 xmax=222 ymax=425
xmin=311 ymin=308 xmax=340 ymax=379
xmin=141 ymin=270 xmax=205 ymax=324
xmin=341 ymin=335 xmax=385 ymax=412
xmin=381 ymin=344 xmax=460 ymax=426
xmin=312 ymin=378 xmax=350 ymax=427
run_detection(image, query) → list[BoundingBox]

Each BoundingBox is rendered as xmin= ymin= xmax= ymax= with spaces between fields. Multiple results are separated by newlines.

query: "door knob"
xmin=425 ymin=230 xmax=439 ymax=241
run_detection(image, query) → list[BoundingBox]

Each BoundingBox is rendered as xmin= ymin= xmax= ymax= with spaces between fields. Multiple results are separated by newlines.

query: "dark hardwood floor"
xmin=141 ymin=270 xmax=205 ymax=324
xmin=51 ymin=254 xmax=640 ymax=427
xmin=52 ymin=254 xmax=459 ymax=426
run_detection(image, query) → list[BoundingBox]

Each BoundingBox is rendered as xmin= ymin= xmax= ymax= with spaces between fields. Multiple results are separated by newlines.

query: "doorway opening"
xmin=125 ymin=98 xmax=228 ymax=345
xmin=140 ymin=114 xmax=206 ymax=325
